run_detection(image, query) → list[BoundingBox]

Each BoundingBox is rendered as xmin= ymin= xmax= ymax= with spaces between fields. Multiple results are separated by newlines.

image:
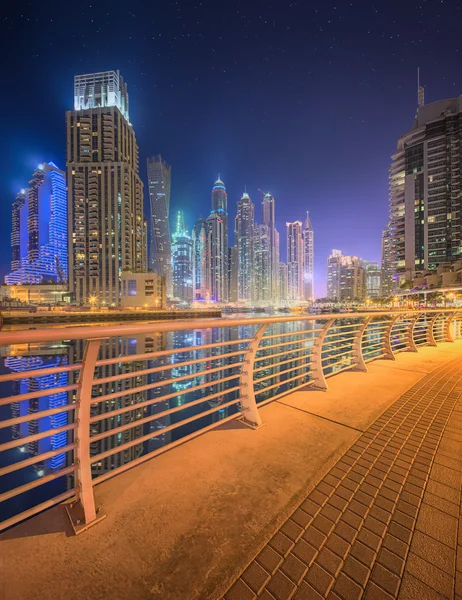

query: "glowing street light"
xmin=89 ymin=295 xmax=97 ymax=307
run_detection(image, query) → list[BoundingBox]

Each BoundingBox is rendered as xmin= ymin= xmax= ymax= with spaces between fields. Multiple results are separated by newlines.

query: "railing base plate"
xmin=65 ymin=502 xmax=106 ymax=536
xmin=239 ymin=418 xmax=266 ymax=431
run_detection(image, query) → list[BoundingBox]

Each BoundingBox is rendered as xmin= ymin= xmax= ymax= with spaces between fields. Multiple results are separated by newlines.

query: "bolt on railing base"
xmin=65 ymin=501 xmax=106 ymax=536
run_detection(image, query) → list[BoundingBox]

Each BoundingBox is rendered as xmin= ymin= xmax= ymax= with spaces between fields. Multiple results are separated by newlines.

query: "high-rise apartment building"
xmin=228 ymin=245 xmax=238 ymax=302
xmin=327 ymin=250 xmax=366 ymax=300
xmin=254 ymin=223 xmax=271 ymax=303
xmin=362 ymin=261 xmax=381 ymax=298
xmin=236 ymin=191 xmax=255 ymax=302
xmin=6 ymin=163 xmax=67 ymax=285
xmin=262 ymin=193 xmax=279 ymax=300
xmin=303 ymin=212 xmax=314 ymax=301
xmin=67 ymin=70 xmax=144 ymax=305
xmin=327 ymin=250 xmax=343 ymax=300
xmin=381 ymin=223 xmax=394 ymax=297
xmin=171 ymin=210 xmax=193 ymax=302
xmin=279 ymin=262 xmax=288 ymax=302
xmin=206 ymin=177 xmax=228 ymax=302
xmin=147 ymin=155 xmax=173 ymax=297
xmin=286 ymin=221 xmax=304 ymax=301
xmin=192 ymin=217 xmax=207 ymax=300
xmin=389 ymin=94 xmax=462 ymax=288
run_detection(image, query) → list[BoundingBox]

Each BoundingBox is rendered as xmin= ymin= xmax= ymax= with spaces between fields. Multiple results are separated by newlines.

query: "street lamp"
xmin=89 ymin=295 xmax=97 ymax=308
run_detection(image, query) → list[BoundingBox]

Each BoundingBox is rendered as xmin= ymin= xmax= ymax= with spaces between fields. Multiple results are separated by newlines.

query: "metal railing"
xmin=0 ymin=309 xmax=461 ymax=533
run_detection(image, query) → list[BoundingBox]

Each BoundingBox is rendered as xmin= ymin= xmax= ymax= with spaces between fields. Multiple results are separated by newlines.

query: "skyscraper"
xmin=286 ymin=221 xmax=304 ymax=301
xmin=147 ymin=155 xmax=172 ymax=297
xmin=254 ymin=223 xmax=271 ymax=303
xmin=228 ymin=245 xmax=238 ymax=302
xmin=362 ymin=261 xmax=382 ymax=298
xmin=67 ymin=70 xmax=144 ymax=305
xmin=381 ymin=223 xmax=393 ymax=297
xmin=192 ymin=217 xmax=207 ymax=300
xmin=236 ymin=191 xmax=255 ymax=302
xmin=327 ymin=250 xmax=366 ymax=301
xmin=279 ymin=262 xmax=288 ymax=302
xmin=171 ymin=210 xmax=193 ymax=302
xmin=303 ymin=211 xmax=314 ymax=301
xmin=262 ymin=193 xmax=279 ymax=300
xmin=388 ymin=93 xmax=462 ymax=288
xmin=206 ymin=177 xmax=228 ymax=302
xmin=6 ymin=163 xmax=67 ymax=285
xmin=327 ymin=250 xmax=343 ymax=300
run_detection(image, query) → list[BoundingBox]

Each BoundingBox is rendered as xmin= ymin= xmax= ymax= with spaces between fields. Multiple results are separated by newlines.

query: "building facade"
xmin=171 ymin=210 xmax=193 ymax=302
xmin=381 ymin=223 xmax=394 ymax=297
xmin=192 ymin=217 xmax=207 ymax=300
xmin=279 ymin=262 xmax=288 ymax=302
xmin=254 ymin=223 xmax=271 ymax=303
xmin=6 ymin=163 xmax=67 ymax=286
xmin=286 ymin=221 xmax=304 ymax=301
xmin=206 ymin=178 xmax=228 ymax=302
xmin=262 ymin=193 xmax=279 ymax=301
xmin=388 ymin=95 xmax=462 ymax=289
xmin=303 ymin=212 xmax=314 ymax=301
xmin=147 ymin=155 xmax=172 ymax=297
xmin=120 ymin=272 xmax=166 ymax=308
xmin=236 ymin=191 xmax=255 ymax=302
xmin=228 ymin=245 xmax=238 ymax=302
xmin=67 ymin=70 xmax=144 ymax=306
xmin=327 ymin=250 xmax=366 ymax=301
xmin=363 ymin=261 xmax=381 ymax=298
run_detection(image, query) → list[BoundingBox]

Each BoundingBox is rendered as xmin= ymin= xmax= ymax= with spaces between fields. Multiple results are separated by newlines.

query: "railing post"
xmin=406 ymin=315 xmax=419 ymax=352
xmin=66 ymin=338 xmax=106 ymax=535
xmin=444 ymin=313 xmax=455 ymax=343
xmin=352 ymin=317 xmax=372 ymax=372
xmin=310 ymin=318 xmax=335 ymax=391
xmin=382 ymin=315 xmax=399 ymax=360
xmin=426 ymin=313 xmax=439 ymax=347
xmin=239 ymin=323 xmax=268 ymax=429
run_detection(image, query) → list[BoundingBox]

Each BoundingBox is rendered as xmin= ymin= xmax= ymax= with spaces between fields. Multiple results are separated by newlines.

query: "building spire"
xmin=417 ymin=67 xmax=425 ymax=108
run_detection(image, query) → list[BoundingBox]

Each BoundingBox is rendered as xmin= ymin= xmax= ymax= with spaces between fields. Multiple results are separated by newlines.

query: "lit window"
xmin=128 ymin=280 xmax=137 ymax=296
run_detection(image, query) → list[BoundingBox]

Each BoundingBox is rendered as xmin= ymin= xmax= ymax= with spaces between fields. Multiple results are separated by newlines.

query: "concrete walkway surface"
xmin=0 ymin=343 xmax=461 ymax=600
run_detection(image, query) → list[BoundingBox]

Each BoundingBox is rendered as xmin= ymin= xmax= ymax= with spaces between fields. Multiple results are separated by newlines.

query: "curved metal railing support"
xmin=444 ymin=313 xmax=455 ymax=343
xmin=383 ymin=315 xmax=400 ymax=360
xmin=352 ymin=317 xmax=372 ymax=372
xmin=427 ymin=313 xmax=439 ymax=346
xmin=407 ymin=314 xmax=419 ymax=352
xmin=239 ymin=324 xmax=268 ymax=429
xmin=66 ymin=338 xmax=107 ymax=535
xmin=311 ymin=318 xmax=335 ymax=390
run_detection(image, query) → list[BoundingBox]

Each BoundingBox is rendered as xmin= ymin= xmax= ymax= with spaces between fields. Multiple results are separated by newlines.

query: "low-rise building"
xmin=1 ymin=284 xmax=69 ymax=304
xmin=120 ymin=272 xmax=166 ymax=308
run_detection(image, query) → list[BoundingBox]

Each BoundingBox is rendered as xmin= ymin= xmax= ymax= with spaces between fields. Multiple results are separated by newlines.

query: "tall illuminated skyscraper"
xmin=147 ymin=155 xmax=172 ymax=297
xmin=262 ymin=193 xmax=279 ymax=300
xmin=254 ymin=223 xmax=271 ymax=303
xmin=286 ymin=221 xmax=303 ymax=301
xmin=303 ymin=211 xmax=314 ymax=301
xmin=67 ymin=70 xmax=144 ymax=305
xmin=381 ymin=223 xmax=393 ymax=297
xmin=6 ymin=163 xmax=67 ymax=285
xmin=206 ymin=177 xmax=228 ymax=302
xmin=236 ymin=191 xmax=255 ymax=302
xmin=192 ymin=217 xmax=207 ymax=300
xmin=389 ymin=92 xmax=462 ymax=287
xmin=171 ymin=210 xmax=193 ymax=302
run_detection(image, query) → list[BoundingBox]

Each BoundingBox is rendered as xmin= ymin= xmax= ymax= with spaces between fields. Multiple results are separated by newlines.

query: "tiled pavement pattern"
xmin=223 ymin=357 xmax=462 ymax=600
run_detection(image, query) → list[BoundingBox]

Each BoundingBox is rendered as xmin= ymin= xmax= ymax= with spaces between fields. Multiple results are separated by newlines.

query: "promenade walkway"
xmin=224 ymin=355 xmax=462 ymax=600
xmin=1 ymin=344 xmax=461 ymax=600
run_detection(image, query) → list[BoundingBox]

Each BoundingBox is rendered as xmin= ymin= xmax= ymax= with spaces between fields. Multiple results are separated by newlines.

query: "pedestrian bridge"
xmin=0 ymin=310 xmax=461 ymax=599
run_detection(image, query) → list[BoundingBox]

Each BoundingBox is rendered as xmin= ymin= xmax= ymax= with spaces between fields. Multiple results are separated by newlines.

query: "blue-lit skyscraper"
xmin=206 ymin=177 xmax=228 ymax=302
xmin=172 ymin=210 xmax=193 ymax=302
xmin=6 ymin=162 xmax=67 ymax=285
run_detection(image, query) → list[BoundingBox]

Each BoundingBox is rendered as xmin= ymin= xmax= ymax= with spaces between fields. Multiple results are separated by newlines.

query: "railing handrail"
xmin=0 ymin=308 xmax=454 ymax=345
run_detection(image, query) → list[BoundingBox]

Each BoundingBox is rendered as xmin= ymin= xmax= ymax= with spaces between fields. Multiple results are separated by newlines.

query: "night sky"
xmin=2 ymin=0 xmax=462 ymax=296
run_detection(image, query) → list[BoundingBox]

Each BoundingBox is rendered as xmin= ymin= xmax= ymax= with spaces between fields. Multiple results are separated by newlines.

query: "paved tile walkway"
xmin=223 ymin=357 xmax=462 ymax=600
